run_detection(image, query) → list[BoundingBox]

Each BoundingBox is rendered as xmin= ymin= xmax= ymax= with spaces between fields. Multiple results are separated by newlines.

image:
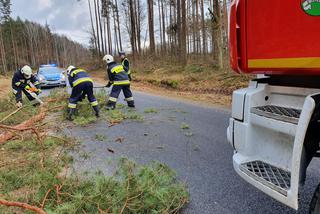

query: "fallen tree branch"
xmin=0 ymin=112 xmax=46 ymax=144
xmin=0 ymin=199 xmax=46 ymax=214
xmin=40 ymin=189 xmax=52 ymax=209
xmin=0 ymin=107 xmax=23 ymax=124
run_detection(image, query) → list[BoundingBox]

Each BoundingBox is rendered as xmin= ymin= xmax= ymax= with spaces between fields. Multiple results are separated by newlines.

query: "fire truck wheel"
xmin=310 ymin=183 xmax=320 ymax=214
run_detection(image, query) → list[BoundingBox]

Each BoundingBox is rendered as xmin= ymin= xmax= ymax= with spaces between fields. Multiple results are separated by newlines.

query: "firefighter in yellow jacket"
xmin=103 ymin=55 xmax=135 ymax=110
xmin=66 ymin=66 xmax=99 ymax=120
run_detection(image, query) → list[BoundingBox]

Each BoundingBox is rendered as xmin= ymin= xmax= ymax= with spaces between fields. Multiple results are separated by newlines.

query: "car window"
xmin=38 ymin=67 xmax=62 ymax=74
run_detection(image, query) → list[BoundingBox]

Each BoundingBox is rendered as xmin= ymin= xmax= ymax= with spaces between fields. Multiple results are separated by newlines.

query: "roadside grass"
xmin=0 ymin=95 xmax=41 ymax=126
xmin=132 ymin=57 xmax=251 ymax=93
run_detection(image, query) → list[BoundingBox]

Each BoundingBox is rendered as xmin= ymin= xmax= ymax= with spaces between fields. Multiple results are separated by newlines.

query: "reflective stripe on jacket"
xmin=68 ymin=68 xmax=93 ymax=88
xmin=121 ymin=58 xmax=131 ymax=75
xmin=107 ymin=62 xmax=130 ymax=85
xmin=12 ymin=71 xmax=40 ymax=90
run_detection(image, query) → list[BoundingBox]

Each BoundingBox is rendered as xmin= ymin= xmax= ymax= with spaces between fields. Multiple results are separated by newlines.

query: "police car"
xmin=36 ymin=64 xmax=66 ymax=88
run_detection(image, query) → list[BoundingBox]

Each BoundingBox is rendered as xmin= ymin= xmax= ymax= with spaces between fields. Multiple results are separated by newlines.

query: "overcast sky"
xmin=11 ymin=0 xmax=91 ymax=45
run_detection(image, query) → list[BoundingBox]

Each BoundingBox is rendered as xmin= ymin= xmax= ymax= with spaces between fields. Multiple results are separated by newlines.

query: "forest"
xmin=0 ymin=0 xmax=230 ymax=74
xmin=85 ymin=0 xmax=229 ymax=68
xmin=0 ymin=0 xmax=90 ymax=74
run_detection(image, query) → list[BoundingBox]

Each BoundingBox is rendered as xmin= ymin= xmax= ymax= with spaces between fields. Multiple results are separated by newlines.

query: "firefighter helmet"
xmin=66 ymin=65 xmax=76 ymax=75
xmin=21 ymin=65 xmax=32 ymax=79
xmin=103 ymin=55 xmax=114 ymax=64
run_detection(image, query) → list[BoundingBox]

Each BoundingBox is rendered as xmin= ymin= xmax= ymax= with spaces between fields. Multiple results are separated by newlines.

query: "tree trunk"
xmin=158 ymin=0 xmax=162 ymax=54
xmin=129 ymin=0 xmax=136 ymax=58
xmin=212 ymin=0 xmax=223 ymax=68
xmin=161 ymin=0 xmax=166 ymax=53
xmin=200 ymin=0 xmax=206 ymax=55
xmin=181 ymin=0 xmax=187 ymax=65
xmin=97 ymin=0 xmax=105 ymax=54
xmin=115 ymin=0 xmax=123 ymax=51
xmin=147 ymin=0 xmax=155 ymax=56
xmin=88 ymin=0 xmax=98 ymax=54
xmin=93 ymin=0 xmax=101 ymax=56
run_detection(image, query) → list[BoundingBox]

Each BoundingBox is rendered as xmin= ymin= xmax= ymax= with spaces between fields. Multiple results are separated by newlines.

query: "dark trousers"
xmin=107 ymin=84 xmax=134 ymax=107
xmin=13 ymin=87 xmax=35 ymax=103
xmin=68 ymin=81 xmax=98 ymax=109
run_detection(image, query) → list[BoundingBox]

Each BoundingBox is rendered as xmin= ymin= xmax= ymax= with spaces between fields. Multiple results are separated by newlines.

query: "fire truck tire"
xmin=310 ymin=183 xmax=320 ymax=214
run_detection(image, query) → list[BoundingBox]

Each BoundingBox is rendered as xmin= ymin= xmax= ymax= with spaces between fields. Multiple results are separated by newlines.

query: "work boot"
xmin=105 ymin=102 xmax=116 ymax=110
xmin=67 ymin=108 xmax=76 ymax=121
xmin=127 ymin=101 xmax=135 ymax=108
xmin=93 ymin=106 xmax=100 ymax=118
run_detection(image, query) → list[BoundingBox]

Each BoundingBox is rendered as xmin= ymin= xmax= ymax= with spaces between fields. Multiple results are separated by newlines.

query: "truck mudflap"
xmin=230 ymin=93 xmax=318 ymax=210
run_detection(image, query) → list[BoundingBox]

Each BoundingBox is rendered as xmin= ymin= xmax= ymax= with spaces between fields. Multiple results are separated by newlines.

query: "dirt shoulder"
xmin=0 ymin=76 xmax=11 ymax=98
xmin=89 ymin=69 xmax=238 ymax=109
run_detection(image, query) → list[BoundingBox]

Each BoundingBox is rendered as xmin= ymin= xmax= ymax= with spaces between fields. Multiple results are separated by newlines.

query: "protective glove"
xmin=128 ymin=74 xmax=132 ymax=81
xmin=16 ymin=101 xmax=22 ymax=108
xmin=36 ymin=88 xmax=42 ymax=95
xmin=106 ymin=82 xmax=112 ymax=88
xmin=25 ymin=85 xmax=35 ymax=91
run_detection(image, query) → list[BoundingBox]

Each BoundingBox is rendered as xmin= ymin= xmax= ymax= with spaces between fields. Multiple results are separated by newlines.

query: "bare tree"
xmin=147 ymin=0 xmax=155 ymax=55
xmin=181 ymin=0 xmax=187 ymax=64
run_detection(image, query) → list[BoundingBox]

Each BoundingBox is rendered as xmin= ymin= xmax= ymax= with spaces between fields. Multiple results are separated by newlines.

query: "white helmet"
xmin=66 ymin=65 xmax=76 ymax=75
xmin=102 ymin=55 xmax=114 ymax=64
xmin=21 ymin=65 xmax=32 ymax=79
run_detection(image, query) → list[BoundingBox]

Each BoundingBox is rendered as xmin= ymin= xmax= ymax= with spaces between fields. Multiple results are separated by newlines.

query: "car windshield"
xmin=38 ymin=67 xmax=62 ymax=75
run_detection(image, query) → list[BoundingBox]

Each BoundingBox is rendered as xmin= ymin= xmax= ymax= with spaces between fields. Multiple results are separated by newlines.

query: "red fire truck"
xmin=226 ymin=0 xmax=320 ymax=212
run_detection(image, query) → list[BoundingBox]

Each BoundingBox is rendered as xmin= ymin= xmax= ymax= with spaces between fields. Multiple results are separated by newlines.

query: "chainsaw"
xmin=25 ymin=83 xmax=44 ymax=104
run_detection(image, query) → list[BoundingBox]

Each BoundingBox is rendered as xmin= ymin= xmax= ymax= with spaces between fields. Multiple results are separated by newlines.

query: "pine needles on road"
xmin=0 ymin=88 xmax=189 ymax=213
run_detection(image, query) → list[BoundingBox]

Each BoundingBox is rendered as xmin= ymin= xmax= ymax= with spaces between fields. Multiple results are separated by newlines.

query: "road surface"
xmin=52 ymin=88 xmax=320 ymax=214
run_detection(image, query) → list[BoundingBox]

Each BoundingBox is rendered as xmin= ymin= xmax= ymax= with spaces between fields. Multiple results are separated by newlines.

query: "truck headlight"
xmin=60 ymin=74 xmax=66 ymax=81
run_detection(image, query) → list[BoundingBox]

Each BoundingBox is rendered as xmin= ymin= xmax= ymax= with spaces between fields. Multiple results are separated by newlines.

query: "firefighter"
xmin=119 ymin=51 xmax=131 ymax=80
xmin=12 ymin=65 xmax=41 ymax=108
xmin=103 ymin=54 xmax=135 ymax=110
xmin=66 ymin=65 xmax=100 ymax=121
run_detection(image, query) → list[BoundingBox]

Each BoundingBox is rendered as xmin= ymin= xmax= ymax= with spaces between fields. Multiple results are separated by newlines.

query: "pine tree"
xmin=0 ymin=0 xmax=11 ymax=23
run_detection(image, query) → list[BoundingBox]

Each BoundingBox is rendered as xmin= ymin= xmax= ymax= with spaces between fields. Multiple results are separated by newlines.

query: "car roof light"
xmin=40 ymin=64 xmax=58 ymax=68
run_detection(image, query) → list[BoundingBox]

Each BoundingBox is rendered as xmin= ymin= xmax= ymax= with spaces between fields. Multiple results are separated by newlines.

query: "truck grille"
xmin=240 ymin=161 xmax=291 ymax=196
xmin=251 ymin=105 xmax=301 ymax=124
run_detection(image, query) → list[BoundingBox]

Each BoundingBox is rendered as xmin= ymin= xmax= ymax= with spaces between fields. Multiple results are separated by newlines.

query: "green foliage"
xmin=73 ymin=115 xmax=97 ymax=126
xmin=0 ymin=0 xmax=11 ymax=22
xmin=125 ymin=110 xmax=144 ymax=121
xmin=186 ymin=64 xmax=204 ymax=73
xmin=0 ymin=94 xmax=41 ymax=125
xmin=160 ymin=79 xmax=179 ymax=89
xmin=103 ymin=108 xmax=144 ymax=124
xmin=95 ymin=134 xmax=107 ymax=141
xmin=180 ymin=122 xmax=190 ymax=130
xmin=144 ymin=107 xmax=159 ymax=114
xmin=0 ymin=138 xmax=189 ymax=213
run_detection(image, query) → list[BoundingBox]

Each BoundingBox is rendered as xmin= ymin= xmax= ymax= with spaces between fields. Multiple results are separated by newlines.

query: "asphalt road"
xmin=54 ymin=88 xmax=320 ymax=214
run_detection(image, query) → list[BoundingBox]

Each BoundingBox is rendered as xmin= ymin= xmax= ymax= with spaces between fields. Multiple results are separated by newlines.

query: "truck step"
xmin=251 ymin=105 xmax=301 ymax=124
xmin=240 ymin=161 xmax=291 ymax=196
